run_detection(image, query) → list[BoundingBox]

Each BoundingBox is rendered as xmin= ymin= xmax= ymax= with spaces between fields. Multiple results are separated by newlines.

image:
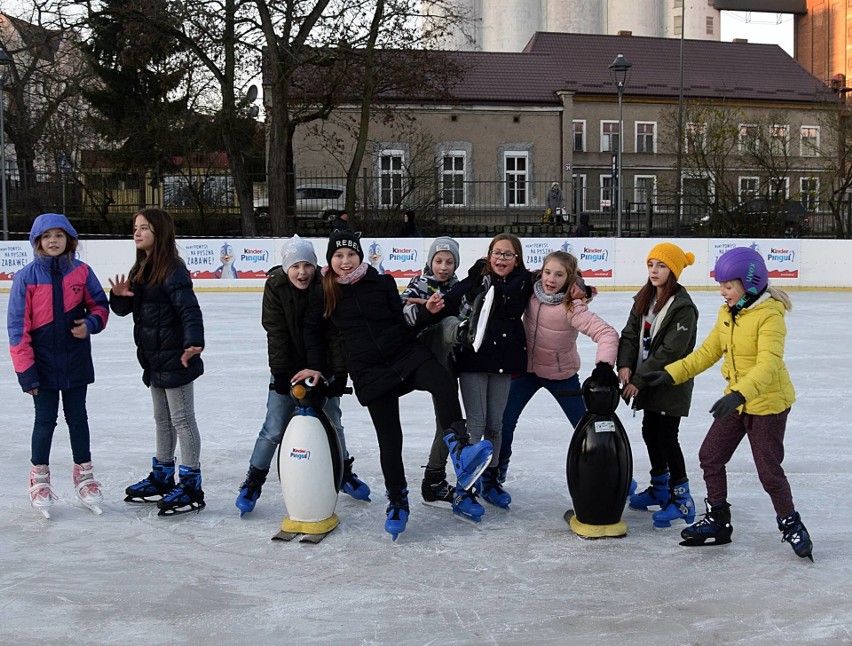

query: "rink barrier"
xmin=1 ymin=237 xmax=849 ymax=291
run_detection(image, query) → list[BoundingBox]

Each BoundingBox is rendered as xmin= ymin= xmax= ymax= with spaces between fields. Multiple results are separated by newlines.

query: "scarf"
xmin=321 ymin=261 xmax=369 ymax=285
xmin=533 ymin=279 xmax=565 ymax=305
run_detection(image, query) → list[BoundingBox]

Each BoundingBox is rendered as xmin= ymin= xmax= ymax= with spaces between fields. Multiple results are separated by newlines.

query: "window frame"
xmin=601 ymin=120 xmax=620 ymax=153
xmin=635 ymin=121 xmax=656 ymax=154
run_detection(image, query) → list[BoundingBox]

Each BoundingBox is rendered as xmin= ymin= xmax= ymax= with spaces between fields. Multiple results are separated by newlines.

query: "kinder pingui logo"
xmin=290 ymin=448 xmax=311 ymax=460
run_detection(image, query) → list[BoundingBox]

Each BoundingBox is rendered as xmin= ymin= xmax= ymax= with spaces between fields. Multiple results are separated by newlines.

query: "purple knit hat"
xmin=714 ymin=247 xmax=767 ymax=296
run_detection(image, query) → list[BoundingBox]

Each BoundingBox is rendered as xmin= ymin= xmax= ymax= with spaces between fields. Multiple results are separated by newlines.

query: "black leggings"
xmin=366 ymin=358 xmax=463 ymax=493
xmin=641 ymin=411 xmax=687 ymax=484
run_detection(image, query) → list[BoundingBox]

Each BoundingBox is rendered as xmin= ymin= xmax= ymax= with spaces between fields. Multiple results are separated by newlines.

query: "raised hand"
xmin=108 ymin=274 xmax=134 ymax=297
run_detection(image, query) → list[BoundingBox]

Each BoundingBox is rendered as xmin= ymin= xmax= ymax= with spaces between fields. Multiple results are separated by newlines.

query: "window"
xmin=504 ymin=152 xmax=528 ymax=206
xmin=573 ymin=120 xmax=586 ymax=152
xmin=441 ymin=151 xmax=466 ymax=206
xmin=379 ymin=150 xmax=405 ymax=206
xmin=634 ymin=175 xmax=656 ymax=208
xmin=685 ymin=122 xmax=706 ymax=154
xmin=601 ymin=121 xmax=619 ymax=153
xmin=706 ymin=16 xmax=714 ymax=35
xmin=770 ymin=125 xmax=789 ymax=156
xmin=739 ymin=176 xmax=759 ymax=202
xmin=800 ymin=126 xmax=820 ymax=156
xmin=163 ymin=174 xmax=234 ymax=207
xmin=801 ymin=177 xmax=819 ymax=210
xmin=739 ymin=124 xmax=759 ymax=154
xmin=769 ymin=176 xmax=789 ymax=200
xmin=600 ymin=175 xmax=614 ymax=211
xmin=635 ymin=122 xmax=656 ymax=154
xmin=572 ymin=174 xmax=587 ymax=213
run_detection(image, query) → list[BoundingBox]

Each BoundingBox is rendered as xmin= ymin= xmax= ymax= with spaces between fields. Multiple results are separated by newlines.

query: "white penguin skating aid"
xmin=272 ymin=379 xmax=344 ymax=544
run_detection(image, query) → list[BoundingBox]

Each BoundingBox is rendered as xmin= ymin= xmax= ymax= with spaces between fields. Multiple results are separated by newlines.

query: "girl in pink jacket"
xmin=498 ymin=250 xmax=619 ymax=503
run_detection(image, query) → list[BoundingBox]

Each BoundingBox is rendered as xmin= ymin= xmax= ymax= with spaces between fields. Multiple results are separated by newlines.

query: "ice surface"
xmin=1 ymin=289 xmax=850 ymax=645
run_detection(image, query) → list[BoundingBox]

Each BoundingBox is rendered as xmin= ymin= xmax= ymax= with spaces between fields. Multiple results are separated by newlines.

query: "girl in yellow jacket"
xmin=645 ymin=247 xmax=813 ymax=561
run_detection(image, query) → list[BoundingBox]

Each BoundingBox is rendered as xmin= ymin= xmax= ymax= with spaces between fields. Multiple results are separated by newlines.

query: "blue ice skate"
xmin=629 ymin=472 xmax=669 ymax=511
xmin=341 ymin=457 xmax=371 ymax=502
xmin=125 ymin=457 xmax=176 ymax=503
xmin=385 ymin=487 xmax=410 ymax=541
xmin=652 ymin=481 xmax=695 ymax=528
xmin=444 ymin=423 xmax=493 ymax=491
xmin=235 ymin=466 xmax=269 ymax=516
xmin=452 ymin=487 xmax=484 ymax=523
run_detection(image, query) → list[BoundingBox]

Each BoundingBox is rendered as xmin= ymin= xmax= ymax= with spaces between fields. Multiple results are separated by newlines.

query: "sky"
xmin=721 ymin=10 xmax=795 ymax=56
xmin=0 ymin=288 xmax=850 ymax=644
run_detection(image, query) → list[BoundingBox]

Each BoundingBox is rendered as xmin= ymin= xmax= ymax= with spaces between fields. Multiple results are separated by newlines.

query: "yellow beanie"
xmin=647 ymin=243 xmax=695 ymax=280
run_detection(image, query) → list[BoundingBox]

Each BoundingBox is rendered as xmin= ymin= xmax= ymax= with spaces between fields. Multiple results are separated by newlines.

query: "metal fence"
xmin=2 ymin=170 xmax=849 ymax=239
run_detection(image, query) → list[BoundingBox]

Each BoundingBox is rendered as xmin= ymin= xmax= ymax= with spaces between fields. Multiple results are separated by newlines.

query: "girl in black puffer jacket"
xmin=109 ymin=208 xmax=206 ymax=516
xmin=296 ymin=230 xmax=493 ymax=540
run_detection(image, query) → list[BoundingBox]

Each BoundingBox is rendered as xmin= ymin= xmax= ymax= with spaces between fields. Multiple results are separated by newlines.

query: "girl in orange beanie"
xmin=616 ymin=243 xmax=699 ymax=529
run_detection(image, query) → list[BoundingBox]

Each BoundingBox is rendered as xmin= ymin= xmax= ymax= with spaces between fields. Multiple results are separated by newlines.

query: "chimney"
xmin=732 ymin=38 xmax=749 ymax=43
xmin=617 ymin=30 xmax=632 ymax=37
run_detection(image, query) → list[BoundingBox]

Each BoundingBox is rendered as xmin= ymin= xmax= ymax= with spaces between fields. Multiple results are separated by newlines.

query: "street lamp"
xmin=609 ymin=52 xmax=632 ymax=237
xmin=0 ymin=49 xmax=11 ymax=241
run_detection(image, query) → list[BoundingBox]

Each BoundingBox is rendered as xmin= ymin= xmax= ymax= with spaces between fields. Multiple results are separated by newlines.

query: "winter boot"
xmin=444 ymin=421 xmax=493 ymax=491
xmin=421 ymin=468 xmax=454 ymax=509
xmin=628 ymin=478 xmax=638 ymax=497
xmin=628 ymin=471 xmax=670 ymax=511
xmin=157 ymin=465 xmax=205 ymax=516
xmin=29 ymin=464 xmax=58 ymax=518
xmin=341 ymin=457 xmax=371 ymax=502
xmin=385 ymin=486 xmax=410 ymax=541
xmin=452 ymin=487 xmax=485 ymax=523
xmin=73 ymin=461 xmax=104 ymax=513
xmin=235 ymin=465 xmax=269 ymax=516
xmin=680 ymin=499 xmax=733 ymax=547
xmin=652 ymin=480 xmax=695 ymax=528
xmin=125 ymin=457 xmax=176 ymax=503
xmin=479 ymin=467 xmax=511 ymax=509
xmin=496 ymin=451 xmax=511 ymax=485
xmin=777 ymin=511 xmax=814 ymax=562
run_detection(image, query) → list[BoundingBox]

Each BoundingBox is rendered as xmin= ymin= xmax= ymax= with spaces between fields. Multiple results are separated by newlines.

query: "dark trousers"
xmin=366 ymin=358 xmax=463 ymax=492
xmin=31 ymin=385 xmax=91 ymax=465
xmin=641 ymin=411 xmax=687 ymax=484
xmin=699 ymin=409 xmax=794 ymax=517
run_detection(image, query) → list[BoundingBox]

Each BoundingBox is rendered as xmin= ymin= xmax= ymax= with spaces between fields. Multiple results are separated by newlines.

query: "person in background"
xmin=645 ymin=247 xmax=813 ymax=561
xmin=331 ymin=210 xmax=351 ymax=232
xmin=573 ymin=213 xmax=591 ymax=237
xmin=399 ymin=210 xmax=421 ymax=237
xmin=109 ymin=208 xmax=207 ymax=517
xmin=8 ymin=213 xmax=109 ymax=517
xmin=546 ymin=182 xmax=565 ymax=224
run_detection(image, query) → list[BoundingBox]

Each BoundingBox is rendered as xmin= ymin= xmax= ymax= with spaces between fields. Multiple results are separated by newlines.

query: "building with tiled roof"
xmin=290 ymin=31 xmax=839 ymax=233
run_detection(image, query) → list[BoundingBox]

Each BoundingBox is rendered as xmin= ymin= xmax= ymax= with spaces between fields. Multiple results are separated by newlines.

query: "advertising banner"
xmin=179 ymin=239 xmax=273 ymax=280
xmin=0 ymin=242 xmax=33 ymax=281
xmin=709 ymin=240 xmax=800 ymax=280
xmin=360 ymin=237 xmax=422 ymax=279
xmin=520 ymin=238 xmax=614 ymax=278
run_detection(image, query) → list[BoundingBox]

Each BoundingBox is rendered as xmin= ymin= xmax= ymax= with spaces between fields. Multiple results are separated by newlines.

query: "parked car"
xmin=254 ymin=184 xmax=354 ymax=219
xmin=699 ymin=198 xmax=810 ymax=238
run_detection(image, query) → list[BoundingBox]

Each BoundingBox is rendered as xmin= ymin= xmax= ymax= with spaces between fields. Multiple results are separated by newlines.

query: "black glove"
xmin=590 ymin=362 xmax=619 ymax=389
xmin=709 ymin=391 xmax=746 ymax=419
xmin=326 ymin=374 xmax=349 ymax=398
xmin=467 ymin=258 xmax=487 ymax=281
xmin=642 ymin=370 xmax=674 ymax=388
xmin=271 ymin=373 xmax=290 ymax=395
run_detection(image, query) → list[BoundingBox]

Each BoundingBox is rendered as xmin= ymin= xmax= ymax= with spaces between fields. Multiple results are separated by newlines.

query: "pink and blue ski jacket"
xmin=7 ymin=214 xmax=109 ymax=392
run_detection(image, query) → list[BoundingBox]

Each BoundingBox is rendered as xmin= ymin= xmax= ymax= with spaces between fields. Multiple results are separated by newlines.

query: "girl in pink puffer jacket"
xmin=497 ymin=250 xmax=619 ymax=503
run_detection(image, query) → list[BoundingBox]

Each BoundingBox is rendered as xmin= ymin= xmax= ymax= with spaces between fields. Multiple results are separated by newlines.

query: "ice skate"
xmin=235 ymin=465 xmax=269 ymax=516
xmin=628 ymin=472 xmax=669 ymax=511
xmin=158 ymin=465 xmax=205 ymax=516
xmin=29 ymin=464 xmax=58 ymax=519
xmin=479 ymin=467 xmax=511 ymax=509
xmin=777 ymin=511 xmax=814 ymax=562
xmin=470 ymin=286 xmax=495 ymax=352
xmin=125 ymin=457 xmax=176 ymax=503
xmin=341 ymin=457 xmax=371 ymax=502
xmin=444 ymin=422 xmax=493 ymax=491
xmin=680 ymin=500 xmax=733 ymax=547
xmin=421 ymin=468 xmax=454 ymax=510
xmin=652 ymin=481 xmax=695 ymax=528
xmin=73 ymin=461 xmax=104 ymax=515
xmin=385 ymin=487 xmax=409 ymax=541
xmin=452 ymin=487 xmax=484 ymax=523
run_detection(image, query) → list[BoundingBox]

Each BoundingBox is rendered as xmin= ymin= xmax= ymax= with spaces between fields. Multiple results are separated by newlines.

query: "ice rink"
xmin=1 ymin=288 xmax=850 ymax=645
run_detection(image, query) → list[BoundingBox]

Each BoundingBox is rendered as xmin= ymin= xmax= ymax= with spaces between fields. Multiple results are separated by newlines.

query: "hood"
xmin=29 ymin=213 xmax=78 ymax=247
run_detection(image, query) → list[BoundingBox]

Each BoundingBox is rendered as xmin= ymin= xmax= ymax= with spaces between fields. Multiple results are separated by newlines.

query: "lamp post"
xmin=609 ymin=52 xmax=632 ymax=237
xmin=0 ymin=49 xmax=11 ymax=241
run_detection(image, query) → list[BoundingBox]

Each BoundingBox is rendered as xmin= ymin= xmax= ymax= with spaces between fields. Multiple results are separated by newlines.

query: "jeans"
xmin=31 ymin=385 xmax=91 ymax=465
xmin=151 ymin=382 xmax=202 ymax=469
xmin=248 ymin=379 xmax=348 ymax=472
xmin=459 ymin=372 xmax=513 ymax=468
xmin=500 ymin=372 xmax=586 ymax=459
